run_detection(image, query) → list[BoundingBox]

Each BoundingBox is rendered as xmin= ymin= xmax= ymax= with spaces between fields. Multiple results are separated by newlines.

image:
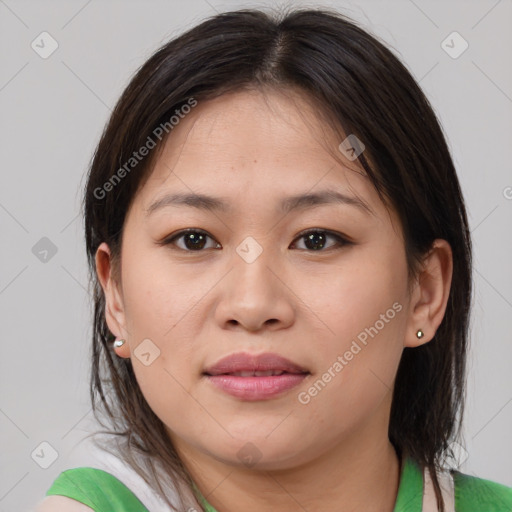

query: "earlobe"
xmin=404 ymin=239 xmax=453 ymax=348
xmin=95 ymin=242 xmax=130 ymax=350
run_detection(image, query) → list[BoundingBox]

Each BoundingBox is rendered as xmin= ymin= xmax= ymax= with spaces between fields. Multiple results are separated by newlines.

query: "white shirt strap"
xmin=422 ymin=466 xmax=455 ymax=512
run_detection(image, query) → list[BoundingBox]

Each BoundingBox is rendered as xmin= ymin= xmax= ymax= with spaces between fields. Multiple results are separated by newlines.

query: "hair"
xmin=82 ymin=6 xmax=472 ymax=511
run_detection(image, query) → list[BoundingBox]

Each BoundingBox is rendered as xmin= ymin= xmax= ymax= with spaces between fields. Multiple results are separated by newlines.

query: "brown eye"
xmin=291 ymin=230 xmax=350 ymax=251
xmin=162 ymin=229 xmax=220 ymax=251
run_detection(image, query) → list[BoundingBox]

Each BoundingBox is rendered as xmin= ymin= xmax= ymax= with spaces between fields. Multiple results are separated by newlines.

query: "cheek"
xmin=127 ymin=332 xmax=201 ymax=440
xmin=296 ymin=248 xmax=408 ymax=417
xmin=119 ymin=256 xmax=203 ymax=417
xmin=121 ymin=245 xmax=208 ymax=341
xmin=306 ymin=245 xmax=408 ymax=350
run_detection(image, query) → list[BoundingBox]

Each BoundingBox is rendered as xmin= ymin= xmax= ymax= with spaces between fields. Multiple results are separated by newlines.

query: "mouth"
xmin=215 ymin=370 xmax=301 ymax=377
xmin=203 ymin=352 xmax=310 ymax=400
xmin=203 ymin=351 xmax=308 ymax=376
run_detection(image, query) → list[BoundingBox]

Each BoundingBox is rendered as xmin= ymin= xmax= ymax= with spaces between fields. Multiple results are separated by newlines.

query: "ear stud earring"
xmin=416 ymin=329 xmax=424 ymax=339
xmin=113 ymin=339 xmax=126 ymax=348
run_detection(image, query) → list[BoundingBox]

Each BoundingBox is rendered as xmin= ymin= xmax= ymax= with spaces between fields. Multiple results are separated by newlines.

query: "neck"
xmin=173 ymin=407 xmax=401 ymax=512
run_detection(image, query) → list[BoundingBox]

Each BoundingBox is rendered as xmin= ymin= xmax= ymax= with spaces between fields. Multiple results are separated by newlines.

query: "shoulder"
xmin=453 ymin=470 xmax=512 ymax=511
xmin=34 ymin=495 xmax=95 ymax=512
xmin=43 ymin=434 xmax=191 ymax=511
xmin=42 ymin=466 xmax=150 ymax=512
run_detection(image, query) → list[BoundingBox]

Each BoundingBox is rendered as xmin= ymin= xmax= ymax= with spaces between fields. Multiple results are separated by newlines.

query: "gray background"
xmin=1 ymin=0 xmax=511 ymax=510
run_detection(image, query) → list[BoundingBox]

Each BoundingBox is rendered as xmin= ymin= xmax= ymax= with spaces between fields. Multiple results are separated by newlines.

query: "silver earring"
xmin=114 ymin=339 xmax=126 ymax=348
xmin=416 ymin=329 xmax=424 ymax=339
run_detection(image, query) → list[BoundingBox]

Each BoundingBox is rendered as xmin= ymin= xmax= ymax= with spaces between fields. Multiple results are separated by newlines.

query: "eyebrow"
xmin=145 ymin=190 xmax=374 ymax=217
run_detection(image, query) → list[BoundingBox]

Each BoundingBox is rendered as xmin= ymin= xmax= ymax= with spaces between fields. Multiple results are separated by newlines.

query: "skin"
xmin=95 ymin=88 xmax=453 ymax=512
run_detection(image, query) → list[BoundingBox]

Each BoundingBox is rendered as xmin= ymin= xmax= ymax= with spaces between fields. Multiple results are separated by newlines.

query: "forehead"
xmin=132 ymin=88 xmax=387 ymax=222
xmin=158 ymin=89 xmax=345 ymax=171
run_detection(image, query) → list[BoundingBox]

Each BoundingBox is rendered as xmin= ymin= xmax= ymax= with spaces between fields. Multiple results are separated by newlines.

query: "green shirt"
xmin=46 ymin=457 xmax=512 ymax=511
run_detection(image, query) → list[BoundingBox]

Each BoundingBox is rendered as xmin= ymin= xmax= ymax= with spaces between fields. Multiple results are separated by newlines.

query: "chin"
xmin=203 ymin=433 xmax=314 ymax=472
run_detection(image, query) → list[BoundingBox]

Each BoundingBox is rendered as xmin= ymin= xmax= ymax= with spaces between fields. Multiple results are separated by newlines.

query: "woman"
xmin=36 ymin=6 xmax=512 ymax=512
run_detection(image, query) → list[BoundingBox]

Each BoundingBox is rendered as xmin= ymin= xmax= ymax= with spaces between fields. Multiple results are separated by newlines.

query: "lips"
xmin=203 ymin=352 xmax=310 ymax=400
xmin=203 ymin=352 xmax=308 ymax=376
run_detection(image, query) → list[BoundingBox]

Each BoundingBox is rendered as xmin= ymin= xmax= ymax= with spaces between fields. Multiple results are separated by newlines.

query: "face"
xmin=100 ymin=88 xmax=418 ymax=471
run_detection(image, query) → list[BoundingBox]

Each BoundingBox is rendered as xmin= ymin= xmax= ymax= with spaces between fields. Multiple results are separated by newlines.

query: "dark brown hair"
xmin=83 ymin=6 xmax=472 ymax=511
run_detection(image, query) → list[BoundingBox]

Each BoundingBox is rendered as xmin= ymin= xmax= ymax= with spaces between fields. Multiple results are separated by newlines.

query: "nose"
xmin=214 ymin=247 xmax=295 ymax=333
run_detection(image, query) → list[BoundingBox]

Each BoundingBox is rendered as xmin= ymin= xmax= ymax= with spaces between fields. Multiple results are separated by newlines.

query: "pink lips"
xmin=203 ymin=352 xmax=309 ymax=401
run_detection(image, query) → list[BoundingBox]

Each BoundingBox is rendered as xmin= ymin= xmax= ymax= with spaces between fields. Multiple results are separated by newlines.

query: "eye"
xmin=159 ymin=228 xmax=350 ymax=252
xmin=290 ymin=229 xmax=350 ymax=251
xmin=161 ymin=229 xmax=221 ymax=251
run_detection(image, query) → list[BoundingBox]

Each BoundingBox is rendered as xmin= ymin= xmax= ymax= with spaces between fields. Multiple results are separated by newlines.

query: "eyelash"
xmin=158 ymin=228 xmax=352 ymax=252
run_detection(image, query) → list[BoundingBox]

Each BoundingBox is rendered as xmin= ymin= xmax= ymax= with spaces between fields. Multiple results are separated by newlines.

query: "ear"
xmin=404 ymin=239 xmax=453 ymax=348
xmin=95 ymin=242 xmax=130 ymax=358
